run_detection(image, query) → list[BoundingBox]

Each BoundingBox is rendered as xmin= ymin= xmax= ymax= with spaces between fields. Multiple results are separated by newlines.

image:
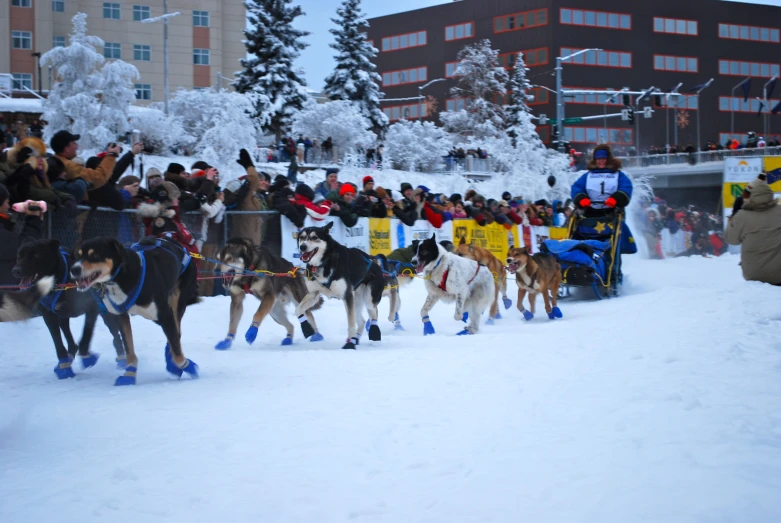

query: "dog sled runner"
xmin=541 ymin=211 xmax=625 ymax=300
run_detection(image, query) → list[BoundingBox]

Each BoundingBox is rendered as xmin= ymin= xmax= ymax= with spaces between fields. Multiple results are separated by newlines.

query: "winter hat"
xmin=400 ymin=182 xmax=413 ymax=194
xmin=152 ymin=181 xmax=181 ymax=204
xmin=501 ymin=191 xmax=512 ymax=201
xmin=295 ymin=183 xmax=315 ymax=201
xmin=375 ymin=187 xmax=389 ymax=200
xmin=362 ymin=176 xmax=374 ymax=186
xmin=0 ymin=183 xmax=9 ymax=208
xmin=340 ymin=183 xmax=357 ymax=197
xmin=487 ymin=198 xmax=498 ymax=208
xmin=191 ymin=160 xmax=210 ymax=171
xmin=258 ymin=171 xmax=272 ymax=182
xmin=273 ymin=174 xmax=290 ymax=187
xmin=325 ymin=167 xmax=339 ymax=177
xmin=391 ymin=190 xmax=404 ymax=202
xmin=146 ymin=167 xmax=163 ymax=180
xmin=166 ymin=163 xmax=185 ymax=175
xmin=50 ymin=130 xmax=80 ymax=154
xmin=191 ymin=169 xmax=207 ymax=178
xmin=118 ymin=175 xmax=140 ymax=187
xmin=416 ymin=185 xmax=431 ymax=194
xmin=449 ymin=193 xmax=463 ymax=204
xmin=499 ymin=199 xmax=510 ymax=207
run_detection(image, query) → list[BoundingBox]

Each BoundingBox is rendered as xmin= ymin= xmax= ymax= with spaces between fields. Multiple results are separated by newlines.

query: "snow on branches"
xmin=323 ymin=0 xmax=388 ymax=133
xmin=291 ymin=99 xmax=375 ymax=154
xmin=383 ymin=120 xmax=449 ymax=172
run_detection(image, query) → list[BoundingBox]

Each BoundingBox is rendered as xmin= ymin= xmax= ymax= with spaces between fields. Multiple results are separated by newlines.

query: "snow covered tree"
xmin=383 ymin=120 xmax=450 ymax=172
xmin=41 ymin=13 xmax=108 ymax=149
xmin=169 ymin=88 xmax=261 ymax=173
xmin=323 ymin=0 xmax=388 ymax=134
xmin=234 ymin=0 xmax=310 ymax=139
xmin=129 ymin=106 xmax=193 ymax=155
xmin=291 ymin=99 xmax=375 ymax=154
xmin=439 ymin=39 xmax=509 ymax=140
xmin=98 ymin=60 xmax=140 ymax=143
xmin=505 ymin=52 xmax=545 ymax=152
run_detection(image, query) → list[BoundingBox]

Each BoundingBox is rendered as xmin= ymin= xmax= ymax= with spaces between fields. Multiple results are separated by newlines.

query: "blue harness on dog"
xmin=39 ymin=247 xmax=70 ymax=317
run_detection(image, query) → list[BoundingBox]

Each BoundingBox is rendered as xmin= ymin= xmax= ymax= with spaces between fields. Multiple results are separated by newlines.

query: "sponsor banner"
xmin=723 ymin=157 xmax=763 ymax=183
xmin=280 ymin=216 xmax=370 ymax=266
xmin=452 ymin=220 xmax=514 ymax=261
xmin=341 ymin=218 xmax=369 ymax=250
xmin=549 ymin=227 xmax=569 ymax=240
xmin=368 ymin=218 xmax=392 ymax=256
xmin=394 ymin=219 xmax=453 ymax=249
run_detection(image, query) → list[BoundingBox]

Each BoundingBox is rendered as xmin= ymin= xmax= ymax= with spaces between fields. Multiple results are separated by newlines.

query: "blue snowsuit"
xmin=571 ymin=168 xmax=636 ymax=254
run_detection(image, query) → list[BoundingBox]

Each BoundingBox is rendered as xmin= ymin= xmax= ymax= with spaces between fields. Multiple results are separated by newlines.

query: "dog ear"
xmin=458 ymin=236 xmax=466 ymax=246
xmin=431 ymin=233 xmax=436 ymax=242
xmin=109 ymin=239 xmax=126 ymax=263
xmin=323 ymin=221 xmax=333 ymax=232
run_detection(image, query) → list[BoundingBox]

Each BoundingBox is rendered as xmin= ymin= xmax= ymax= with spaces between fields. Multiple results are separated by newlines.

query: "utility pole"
xmin=31 ymin=52 xmax=42 ymax=96
xmin=731 ymin=77 xmax=750 ymax=140
xmin=555 ymin=48 xmax=602 ymax=153
xmin=141 ymin=1 xmax=180 ymax=114
xmin=693 ymin=78 xmax=714 ymax=152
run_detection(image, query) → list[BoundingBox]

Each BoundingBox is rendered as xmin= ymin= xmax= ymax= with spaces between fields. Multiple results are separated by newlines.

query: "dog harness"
xmin=437 ymin=260 xmax=483 ymax=292
xmin=39 ymin=247 xmax=70 ymax=317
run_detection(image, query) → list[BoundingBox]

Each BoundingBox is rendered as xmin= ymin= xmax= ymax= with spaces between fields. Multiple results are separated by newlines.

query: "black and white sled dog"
xmin=215 ymin=237 xmax=324 ymax=349
xmin=411 ymin=234 xmax=494 ymax=336
xmin=0 ymin=276 xmax=54 ymax=323
xmin=70 ymin=236 xmax=200 ymax=386
xmin=13 ymin=238 xmax=127 ymax=380
xmin=296 ymin=221 xmax=385 ymax=349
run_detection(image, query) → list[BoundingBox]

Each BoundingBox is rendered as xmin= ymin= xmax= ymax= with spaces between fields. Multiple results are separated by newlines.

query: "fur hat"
xmin=376 ymin=187 xmax=389 ymax=200
xmin=340 ymin=183 xmax=356 ymax=197
xmin=400 ymin=182 xmax=413 ymax=194
xmin=7 ymin=138 xmax=48 ymax=172
xmin=160 ymin=181 xmax=181 ymax=202
xmin=146 ymin=167 xmax=163 ymax=179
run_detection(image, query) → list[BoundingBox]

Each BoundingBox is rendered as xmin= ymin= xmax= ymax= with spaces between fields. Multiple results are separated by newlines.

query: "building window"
xmin=193 ymin=10 xmax=210 ymax=27
xmin=193 ymin=49 xmax=210 ymax=65
xmin=133 ymin=44 xmax=151 ymax=61
xmin=719 ymin=96 xmax=777 ymax=114
xmin=445 ymin=98 xmax=468 ymax=112
xmin=561 ymin=48 xmax=631 ymax=69
xmin=103 ymin=2 xmax=120 ymax=19
xmin=719 ymin=59 xmax=780 ymax=78
xmin=12 ymin=0 xmax=31 ymax=7
xmin=53 ymin=36 xmax=66 ymax=47
xmin=12 ymin=31 xmax=33 ymax=50
xmin=653 ymin=17 xmax=697 ymax=36
xmin=653 ymin=54 xmax=698 ymax=73
xmin=133 ymin=5 xmax=151 ymax=21
xmin=382 ymin=103 xmax=427 ymax=122
xmin=52 ymin=0 xmax=65 ymax=12
xmin=381 ymin=31 xmax=426 ymax=52
xmin=563 ymin=87 xmax=626 ymax=106
xmin=718 ymin=23 xmax=779 ymax=43
xmin=104 ymin=42 xmax=121 ymax=59
xmin=382 ymin=66 xmax=427 ymax=87
xmin=445 ymin=62 xmax=457 ymax=78
xmin=528 ymin=87 xmax=549 ymax=106
xmin=11 ymin=73 xmax=33 ymax=90
xmin=135 ymin=84 xmax=152 ymax=100
xmin=659 ymin=94 xmax=698 ymax=110
xmin=498 ymin=48 xmax=548 ymax=69
xmin=564 ymin=126 xmax=633 ymax=145
xmin=561 ymin=8 xmax=630 ymax=30
xmin=495 ymin=8 xmax=547 ymax=33
xmin=445 ymin=22 xmax=474 ymax=42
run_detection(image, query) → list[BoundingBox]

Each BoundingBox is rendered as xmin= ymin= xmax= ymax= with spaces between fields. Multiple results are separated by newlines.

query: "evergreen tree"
xmin=323 ymin=0 xmax=388 ymax=134
xmin=234 ymin=0 xmax=310 ymax=138
xmin=505 ymin=52 xmax=545 ymax=152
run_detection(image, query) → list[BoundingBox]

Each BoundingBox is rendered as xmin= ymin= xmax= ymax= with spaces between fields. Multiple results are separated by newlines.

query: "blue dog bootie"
xmin=462 ymin=312 xmax=469 ymax=322
xmin=281 ymin=334 xmax=293 ymax=346
xmin=548 ymin=307 xmax=563 ymax=320
xmin=54 ymin=357 xmax=75 ymax=379
xmin=80 ymin=352 xmax=99 ymax=369
xmin=456 ymin=328 xmax=473 ymax=336
xmin=245 ymin=322 xmax=260 ymax=344
xmin=179 ymin=359 xmax=199 ymax=379
xmin=215 ymin=334 xmax=235 ymax=350
xmin=309 ymin=332 xmax=324 ymax=342
xmin=116 ymin=356 xmax=127 ymax=370
xmin=115 ymin=366 xmax=137 ymax=386
xmin=522 ymin=310 xmax=534 ymax=321
xmin=393 ymin=312 xmax=405 ymax=331
xmin=422 ymin=315 xmax=435 ymax=336
xmin=502 ymin=296 xmax=513 ymax=310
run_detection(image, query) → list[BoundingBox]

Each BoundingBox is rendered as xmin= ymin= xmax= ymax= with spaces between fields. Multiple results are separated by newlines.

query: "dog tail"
xmin=307 ymin=296 xmax=325 ymax=311
xmin=0 ymin=276 xmax=54 ymax=323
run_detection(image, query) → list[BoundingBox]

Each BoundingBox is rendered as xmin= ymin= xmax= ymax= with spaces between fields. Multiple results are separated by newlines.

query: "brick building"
xmin=367 ymin=0 xmax=781 ymax=153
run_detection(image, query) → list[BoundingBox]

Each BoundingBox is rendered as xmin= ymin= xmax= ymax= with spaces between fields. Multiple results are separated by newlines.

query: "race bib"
xmin=585 ymin=172 xmax=619 ymax=208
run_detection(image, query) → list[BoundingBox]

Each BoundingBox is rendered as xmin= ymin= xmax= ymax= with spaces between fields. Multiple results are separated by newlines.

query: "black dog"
xmin=70 ymin=236 xmax=200 ymax=386
xmin=296 ymin=221 xmax=385 ymax=349
xmin=0 ymin=276 xmax=54 ymax=323
xmin=14 ymin=239 xmax=127 ymax=379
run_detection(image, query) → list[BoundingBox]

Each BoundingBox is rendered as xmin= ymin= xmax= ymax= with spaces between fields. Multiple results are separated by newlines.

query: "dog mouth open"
xmin=415 ymin=261 xmax=427 ymax=273
xmin=506 ymin=262 xmax=519 ymax=273
xmin=299 ymin=248 xmax=318 ymax=263
xmin=18 ymin=273 xmax=39 ymax=286
xmin=222 ymin=269 xmax=236 ymax=286
xmin=74 ymin=271 xmax=103 ymax=291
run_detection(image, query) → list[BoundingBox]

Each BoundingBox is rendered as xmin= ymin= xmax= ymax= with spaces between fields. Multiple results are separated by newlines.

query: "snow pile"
xmin=1 ymin=255 xmax=779 ymax=522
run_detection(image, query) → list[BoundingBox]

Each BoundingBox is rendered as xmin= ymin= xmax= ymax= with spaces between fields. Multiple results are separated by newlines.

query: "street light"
xmin=691 ymin=78 xmax=713 ymax=152
xmin=730 ymin=77 xmax=751 ymax=141
xmin=762 ymin=75 xmax=778 ymax=137
xmin=665 ymin=82 xmax=683 ymax=160
xmin=31 ymin=52 xmax=42 ymax=96
xmin=555 ymin=48 xmax=602 ymax=152
xmin=141 ymin=0 xmax=180 ymax=115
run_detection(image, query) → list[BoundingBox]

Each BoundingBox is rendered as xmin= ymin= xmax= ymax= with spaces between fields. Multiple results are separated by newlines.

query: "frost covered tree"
xmin=234 ymin=0 xmax=310 ymax=139
xmin=439 ymin=39 xmax=509 ymax=139
xmin=41 ymin=13 xmax=109 ymax=149
xmin=383 ymin=120 xmax=450 ymax=172
xmin=129 ymin=107 xmax=192 ymax=155
xmin=98 ymin=60 xmax=140 ymax=143
xmin=505 ymin=52 xmax=544 ymax=151
xmin=291 ymin=99 xmax=375 ymax=154
xmin=323 ymin=0 xmax=388 ymax=134
xmin=169 ymin=88 xmax=261 ymax=171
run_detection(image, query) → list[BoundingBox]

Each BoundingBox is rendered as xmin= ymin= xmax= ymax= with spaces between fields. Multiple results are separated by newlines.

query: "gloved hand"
xmin=577 ymin=197 xmax=591 ymax=208
xmin=605 ymin=197 xmax=617 ymax=208
xmin=237 ymin=148 xmax=254 ymax=169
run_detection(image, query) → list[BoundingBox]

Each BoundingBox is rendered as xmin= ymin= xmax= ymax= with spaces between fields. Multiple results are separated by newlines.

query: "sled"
xmin=542 ymin=210 xmax=625 ymax=300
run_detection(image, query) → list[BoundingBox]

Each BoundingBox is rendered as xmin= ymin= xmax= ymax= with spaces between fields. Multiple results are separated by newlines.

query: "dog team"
xmin=1 ymin=150 xmax=563 ymax=385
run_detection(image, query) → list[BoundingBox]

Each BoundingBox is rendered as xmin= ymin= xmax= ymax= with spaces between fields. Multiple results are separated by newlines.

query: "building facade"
xmin=1 ymin=0 xmax=245 ymax=104
xmin=367 ymin=0 xmax=781 ymax=153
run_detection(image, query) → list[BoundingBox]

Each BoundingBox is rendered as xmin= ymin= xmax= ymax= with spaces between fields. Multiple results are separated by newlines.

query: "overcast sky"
xmin=294 ymin=0 xmax=781 ymax=91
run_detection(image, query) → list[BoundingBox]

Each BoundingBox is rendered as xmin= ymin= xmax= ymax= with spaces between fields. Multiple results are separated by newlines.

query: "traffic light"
xmin=628 ymin=108 xmax=634 ymax=124
xmin=622 ymin=94 xmax=631 ymax=106
xmin=653 ymin=94 xmax=663 ymax=107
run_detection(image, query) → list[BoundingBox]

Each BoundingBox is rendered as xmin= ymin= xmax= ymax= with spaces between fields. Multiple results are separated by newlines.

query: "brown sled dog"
xmin=454 ymin=237 xmax=510 ymax=322
xmin=505 ymin=247 xmax=563 ymax=321
xmin=215 ymin=237 xmax=324 ymax=348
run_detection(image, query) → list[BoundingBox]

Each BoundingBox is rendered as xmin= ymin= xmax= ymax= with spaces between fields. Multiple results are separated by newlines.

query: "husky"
xmin=411 ymin=234 xmax=494 ymax=336
xmin=0 ymin=277 xmax=54 ymax=323
xmin=295 ymin=221 xmax=385 ymax=350
xmin=214 ymin=237 xmax=324 ymax=349
xmin=506 ymin=247 xmax=563 ymax=321
xmin=70 ymin=236 xmax=200 ymax=386
xmin=13 ymin=238 xmax=127 ymax=379
xmin=454 ymin=237 xmax=512 ymax=324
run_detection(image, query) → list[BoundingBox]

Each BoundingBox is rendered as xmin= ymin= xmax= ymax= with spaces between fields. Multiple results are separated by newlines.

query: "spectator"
xmin=0 ymin=183 xmax=45 ymax=285
xmin=46 ymin=131 xmax=119 ymax=203
xmin=228 ymin=149 xmax=265 ymax=243
xmin=268 ymin=174 xmax=306 ymax=228
xmin=294 ymin=183 xmax=333 ymax=221
xmin=328 ymin=183 xmax=360 ymax=227
xmin=1 ymin=139 xmax=75 ymax=212
xmin=85 ymin=142 xmax=144 ymax=210
xmin=725 ymin=174 xmax=781 ymax=285
xmin=314 ymin=168 xmax=341 ymax=201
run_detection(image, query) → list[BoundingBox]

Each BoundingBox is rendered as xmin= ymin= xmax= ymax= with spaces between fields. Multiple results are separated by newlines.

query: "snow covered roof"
xmin=0 ymin=97 xmax=155 ymax=116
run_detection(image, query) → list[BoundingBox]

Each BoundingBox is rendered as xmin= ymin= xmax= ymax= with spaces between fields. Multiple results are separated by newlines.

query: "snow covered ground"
xmin=1 ymin=254 xmax=780 ymax=523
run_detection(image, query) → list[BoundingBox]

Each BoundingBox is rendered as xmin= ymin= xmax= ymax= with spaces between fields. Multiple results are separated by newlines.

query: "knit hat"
xmin=449 ymin=193 xmax=463 ymax=204
xmin=325 ymin=167 xmax=339 ymax=177
xmin=118 ymin=175 xmax=140 ymax=187
xmin=400 ymin=182 xmax=413 ymax=194
xmin=191 ymin=160 xmax=210 ymax=171
xmin=363 ymin=176 xmax=374 ymax=186
xmin=273 ymin=174 xmax=290 ymax=186
xmin=166 ymin=163 xmax=185 ymax=175
xmin=146 ymin=167 xmax=163 ymax=179
xmin=340 ymin=183 xmax=357 ymax=197
xmin=295 ymin=183 xmax=315 ymax=201
xmin=501 ymin=191 xmax=512 ymax=201
xmin=416 ymin=185 xmax=431 ymax=194
xmin=191 ymin=169 xmax=207 ymax=178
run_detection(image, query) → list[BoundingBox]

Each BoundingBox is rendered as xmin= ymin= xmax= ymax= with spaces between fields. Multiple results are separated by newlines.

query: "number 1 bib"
xmin=585 ymin=172 xmax=619 ymax=208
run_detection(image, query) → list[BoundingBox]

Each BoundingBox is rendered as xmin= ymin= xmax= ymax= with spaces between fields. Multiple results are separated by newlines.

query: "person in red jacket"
xmin=138 ymin=181 xmax=199 ymax=258
xmin=294 ymin=183 xmax=333 ymax=221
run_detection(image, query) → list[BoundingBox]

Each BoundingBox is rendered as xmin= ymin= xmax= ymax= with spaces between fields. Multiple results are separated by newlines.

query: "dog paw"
xmin=80 ymin=352 xmax=99 ymax=369
xmin=53 ymin=358 xmax=75 ymax=380
xmin=281 ymin=335 xmax=293 ymax=346
xmin=180 ymin=359 xmax=199 ymax=378
xmin=522 ymin=310 xmax=534 ymax=321
xmin=368 ymin=324 xmax=381 ymax=341
xmin=309 ymin=332 xmax=324 ymax=342
xmin=485 ymin=317 xmax=495 ymax=326
xmin=394 ymin=323 xmax=405 ymax=331
xmin=461 ymin=312 xmax=469 ymax=322
xmin=245 ymin=325 xmax=259 ymax=344
xmin=114 ymin=366 xmax=137 ymax=386
xmin=502 ymin=297 xmax=512 ymax=310
xmin=423 ymin=321 xmax=435 ymax=336
xmin=342 ymin=341 xmax=356 ymax=350
xmin=552 ymin=306 xmax=563 ymax=318
xmin=215 ymin=335 xmax=234 ymax=351
xmin=116 ymin=357 xmax=127 ymax=370
xmin=166 ymin=359 xmax=184 ymax=378
xmin=456 ymin=329 xmax=473 ymax=336
xmin=494 ymin=311 xmax=502 ymax=320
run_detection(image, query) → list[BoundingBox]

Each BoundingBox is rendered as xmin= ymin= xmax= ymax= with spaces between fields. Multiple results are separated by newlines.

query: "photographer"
xmin=0 ymin=185 xmax=45 ymax=285
xmin=46 ymin=131 xmax=119 ymax=203
xmin=725 ymin=174 xmax=781 ymax=285
xmin=85 ymin=142 xmax=145 ymax=210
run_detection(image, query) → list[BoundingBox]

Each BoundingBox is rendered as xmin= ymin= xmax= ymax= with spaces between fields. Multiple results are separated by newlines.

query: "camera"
xmin=107 ymin=142 xmax=123 ymax=154
xmin=12 ymin=200 xmax=48 ymax=213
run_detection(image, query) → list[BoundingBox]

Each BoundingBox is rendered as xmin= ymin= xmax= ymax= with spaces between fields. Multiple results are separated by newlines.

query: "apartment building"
xmin=1 ymin=0 xmax=246 ymax=104
xmin=367 ymin=0 xmax=781 ymax=151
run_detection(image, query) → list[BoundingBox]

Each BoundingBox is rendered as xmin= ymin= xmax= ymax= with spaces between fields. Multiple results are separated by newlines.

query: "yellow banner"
xmin=452 ymin=220 xmax=514 ymax=261
xmin=549 ymin=227 xmax=569 ymax=240
xmin=723 ymin=156 xmax=781 ymax=210
xmin=723 ymin=182 xmax=747 ymax=210
xmin=368 ymin=218 xmax=392 ymax=256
